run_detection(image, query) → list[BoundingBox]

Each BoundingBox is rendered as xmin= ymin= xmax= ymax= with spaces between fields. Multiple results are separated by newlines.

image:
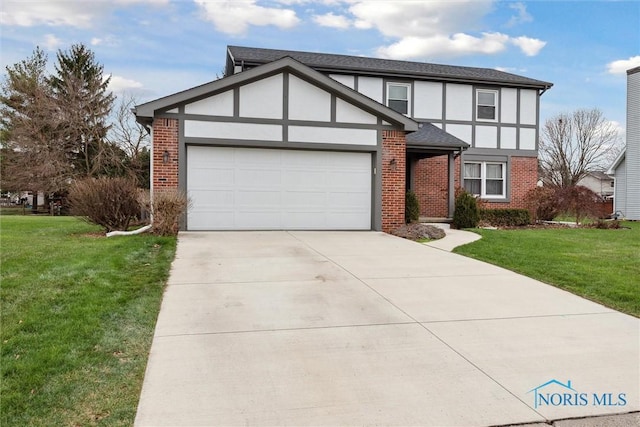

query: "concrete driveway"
xmin=135 ymin=231 xmax=639 ymax=426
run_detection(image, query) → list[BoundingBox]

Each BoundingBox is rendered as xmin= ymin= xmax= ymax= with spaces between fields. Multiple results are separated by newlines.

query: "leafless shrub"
xmin=152 ymin=190 xmax=190 ymax=236
xmin=555 ymin=185 xmax=602 ymax=225
xmin=68 ymin=176 xmax=141 ymax=232
xmin=525 ymin=186 xmax=559 ymax=222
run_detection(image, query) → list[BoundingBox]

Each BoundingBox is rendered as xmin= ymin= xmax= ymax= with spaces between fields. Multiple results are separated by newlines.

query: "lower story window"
xmin=463 ymin=162 xmax=505 ymax=198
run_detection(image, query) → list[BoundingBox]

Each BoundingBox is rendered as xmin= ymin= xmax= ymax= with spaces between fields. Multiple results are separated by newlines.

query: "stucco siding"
xmin=501 ymin=88 xmax=518 ymax=124
xmin=185 ymin=90 xmax=234 ymax=116
xmin=519 ymin=89 xmax=537 ymax=125
xmin=445 ymin=84 xmax=473 ymax=121
xmin=288 ymin=74 xmax=331 ymax=122
xmin=414 ymin=81 xmax=443 ymax=120
xmin=239 ymin=74 xmax=283 ymax=119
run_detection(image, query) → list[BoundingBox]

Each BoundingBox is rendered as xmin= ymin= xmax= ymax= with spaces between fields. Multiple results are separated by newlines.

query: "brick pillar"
xmin=152 ymin=118 xmax=179 ymax=191
xmin=381 ymin=130 xmax=406 ymax=232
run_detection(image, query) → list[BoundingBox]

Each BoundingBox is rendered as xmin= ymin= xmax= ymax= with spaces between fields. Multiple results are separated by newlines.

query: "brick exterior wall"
xmin=507 ymin=156 xmax=539 ymax=209
xmin=412 ymin=155 xmax=457 ymax=218
xmin=381 ymin=130 xmax=406 ymax=232
xmin=413 ymin=155 xmax=538 ymax=217
xmin=152 ymin=118 xmax=179 ymax=192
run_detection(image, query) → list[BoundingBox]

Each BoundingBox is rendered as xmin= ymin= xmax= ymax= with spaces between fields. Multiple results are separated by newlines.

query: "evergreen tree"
xmin=49 ymin=44 xmax=115 ymax=177
xmin=0 ymin=48 xmax=70 ymax=200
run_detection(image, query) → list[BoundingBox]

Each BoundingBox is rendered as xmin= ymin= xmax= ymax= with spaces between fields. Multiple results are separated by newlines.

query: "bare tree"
xmin=539 ymin=108 xmax=621 ymax=187
xmin=106 ymin=93 xmax=150 ymax=187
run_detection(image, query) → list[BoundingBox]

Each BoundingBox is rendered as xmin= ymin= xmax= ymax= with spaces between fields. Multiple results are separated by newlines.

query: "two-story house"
xmin=135 ymin=46 xmax=552 ymax=232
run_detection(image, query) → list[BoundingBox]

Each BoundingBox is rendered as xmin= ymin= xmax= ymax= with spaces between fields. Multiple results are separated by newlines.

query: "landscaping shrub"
xmin=152 ymin=190 xmax=190 ymax=236
xmin=68 ymin=176 xmax=141 ymax=232
xmin=555 ymin=185 xmax=601 ymax=225
xmin=480 ymin=209 xmax=531 ymax=227
xmin=525 ymin=186 xmax=559 ymax=222
xmin=594 ymin=219 xmax=621 ymax=229
xmin=405 ymin=190 xmax=420 ymax=223
xmin=452 ymin=190 xmax=479 ymax=229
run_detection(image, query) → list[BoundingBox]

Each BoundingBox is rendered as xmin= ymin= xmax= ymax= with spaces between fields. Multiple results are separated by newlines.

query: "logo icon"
xmin=528 ymin=379 xmax=627 ymax=409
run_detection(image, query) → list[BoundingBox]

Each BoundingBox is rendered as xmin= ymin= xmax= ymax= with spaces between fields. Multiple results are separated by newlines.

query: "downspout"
xmin=107 ymin=122 xmax=154 ymax=237
xmin=148 ymin=123 xmax=154 ymax=224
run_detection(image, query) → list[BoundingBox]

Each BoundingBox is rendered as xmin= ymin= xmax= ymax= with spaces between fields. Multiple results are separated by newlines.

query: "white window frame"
xmin=476 ymin=89 xmax=498 ymax=122
xmin=463 ymin=161 xmax=506 ymax=199
xmin=386 ymin=82 xmax=411 ymax=116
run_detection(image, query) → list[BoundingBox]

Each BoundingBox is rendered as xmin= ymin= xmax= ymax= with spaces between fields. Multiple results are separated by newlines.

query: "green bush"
xmin=405 ymin=190 xmax=420 ymax=223
xmin=452 ymin=190 xmax=479 ymax=229
xmin=480 ymin=209 xmax=531 ymax=226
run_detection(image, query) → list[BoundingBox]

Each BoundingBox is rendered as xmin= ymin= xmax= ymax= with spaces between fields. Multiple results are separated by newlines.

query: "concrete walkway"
xmin=135 ymin=231 xmax=639 ymax=426
xmin=423 ymin=223 xmax=482 ymax=251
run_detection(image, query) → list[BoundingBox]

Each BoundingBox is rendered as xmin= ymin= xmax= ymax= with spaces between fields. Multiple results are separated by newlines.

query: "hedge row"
xmin=480 ymin=208 xmax=531 ymax=226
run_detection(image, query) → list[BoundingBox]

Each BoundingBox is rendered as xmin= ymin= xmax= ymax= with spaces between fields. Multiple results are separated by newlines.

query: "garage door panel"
xmin=327 ymin=192 xmax=370 ymax=207
xmin=326 ymin=172 xmax=370 ymax=188
xmin=236 ymin=190 xmax=281 ymax=206
xmin=189 ymin=190 xmax=234 ymax=206
xmin=236 ymin=148 xmax=282 ymax=164
xmin=236 ymin=211 xmax=281 ymax=227
xmin=188 ymin=212 xmax=235 ymax=231
xmin=282 ymin=170 xmax=326 ymax=188
xmin=282 ymin=190 xmax=326 ymax=206
xmin=236 ymin=168 xmax=282 ymax=187
xmin=189 ymin=168 xmax=235 ymax=187
xmin=187 ymin=146 xmax=372 ymax=230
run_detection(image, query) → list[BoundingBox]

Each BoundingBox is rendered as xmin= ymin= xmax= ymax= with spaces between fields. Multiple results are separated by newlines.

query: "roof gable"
xmin=135 ymin=56 xmax=418 ymax=131
xmin=228 ymin=46 xmax=553 ymax=90
xmin=607 ymin=149 xmax=626 ymax=175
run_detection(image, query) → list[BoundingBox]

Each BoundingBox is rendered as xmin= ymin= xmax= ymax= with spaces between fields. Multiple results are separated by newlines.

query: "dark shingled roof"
xmin=406 ymin=123 xmax=469 ymax=151
xmin=228 ymin=46 xmax=553 ymax=89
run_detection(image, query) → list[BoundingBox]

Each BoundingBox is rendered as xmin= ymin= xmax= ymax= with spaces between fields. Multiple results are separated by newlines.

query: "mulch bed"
xmin=392 ymin=223 xmax=446 ymax=241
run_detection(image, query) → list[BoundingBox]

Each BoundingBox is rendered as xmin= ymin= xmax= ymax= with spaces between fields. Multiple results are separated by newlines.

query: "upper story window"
xmin=386 ymin=82 xmax=410 ymax=115
xmin=464 ymin=162 xmax=505 ymax=198
xmin=476 ymin=89 xmax=498 ymax=121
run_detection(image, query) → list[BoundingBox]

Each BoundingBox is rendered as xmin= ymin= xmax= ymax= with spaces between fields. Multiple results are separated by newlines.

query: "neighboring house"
xmin=577 ymin=171 xmax=614 ymax=199
xmin=607 ymin=66 xmax=640 ymax=220
xmin=135 ymin=46 xmax=552 ymax=231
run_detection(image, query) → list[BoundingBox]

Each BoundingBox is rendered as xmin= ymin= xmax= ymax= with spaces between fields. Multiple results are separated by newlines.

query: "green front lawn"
xmin=454 ymin=222 xmax=640 ymax=317
xmin=1 ymin=216 xmax=176 ymax=426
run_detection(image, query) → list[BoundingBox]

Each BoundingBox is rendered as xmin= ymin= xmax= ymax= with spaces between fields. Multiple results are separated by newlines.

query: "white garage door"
xmin=186 ymin=146 xmax=372 ymax=230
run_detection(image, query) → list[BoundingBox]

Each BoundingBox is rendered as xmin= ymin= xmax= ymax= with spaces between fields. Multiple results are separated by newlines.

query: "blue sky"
xmin=1 ymin=0 xmax=639 ymax=139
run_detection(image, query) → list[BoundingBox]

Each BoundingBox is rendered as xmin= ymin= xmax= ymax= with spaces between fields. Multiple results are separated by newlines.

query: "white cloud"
xmin=349 ymin=0 xmax=493 ymax=39
xmin=91 ymin=35 xmax=119 ymax=47
xmin=43 ymin=34 xmax=63 ymax=51
xmin=506 ymin=2 xmax=533 ymax=27
xmin=307 ymin=0 xmax=548 ymax=60
xmin=108 ymin=75 xmax=144 ymax=93
xmin=511 ymin=36 xmax=546 ymax=56
xmin=194 ymin=0 xmax=300 ymax=35
xmin=607 ymin=56 xmax=640 ymax=74
xmin=378 ymin=32 xmax=510 ymax=60
xmin=313 ymin=12 xmax=350 ymax=29
xmin=0 ymin=0 xmax=167 ymax=28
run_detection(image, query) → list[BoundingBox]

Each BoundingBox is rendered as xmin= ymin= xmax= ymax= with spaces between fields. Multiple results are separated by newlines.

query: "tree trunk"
xmin=31 ymin=191 xmax=38 ymax=214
